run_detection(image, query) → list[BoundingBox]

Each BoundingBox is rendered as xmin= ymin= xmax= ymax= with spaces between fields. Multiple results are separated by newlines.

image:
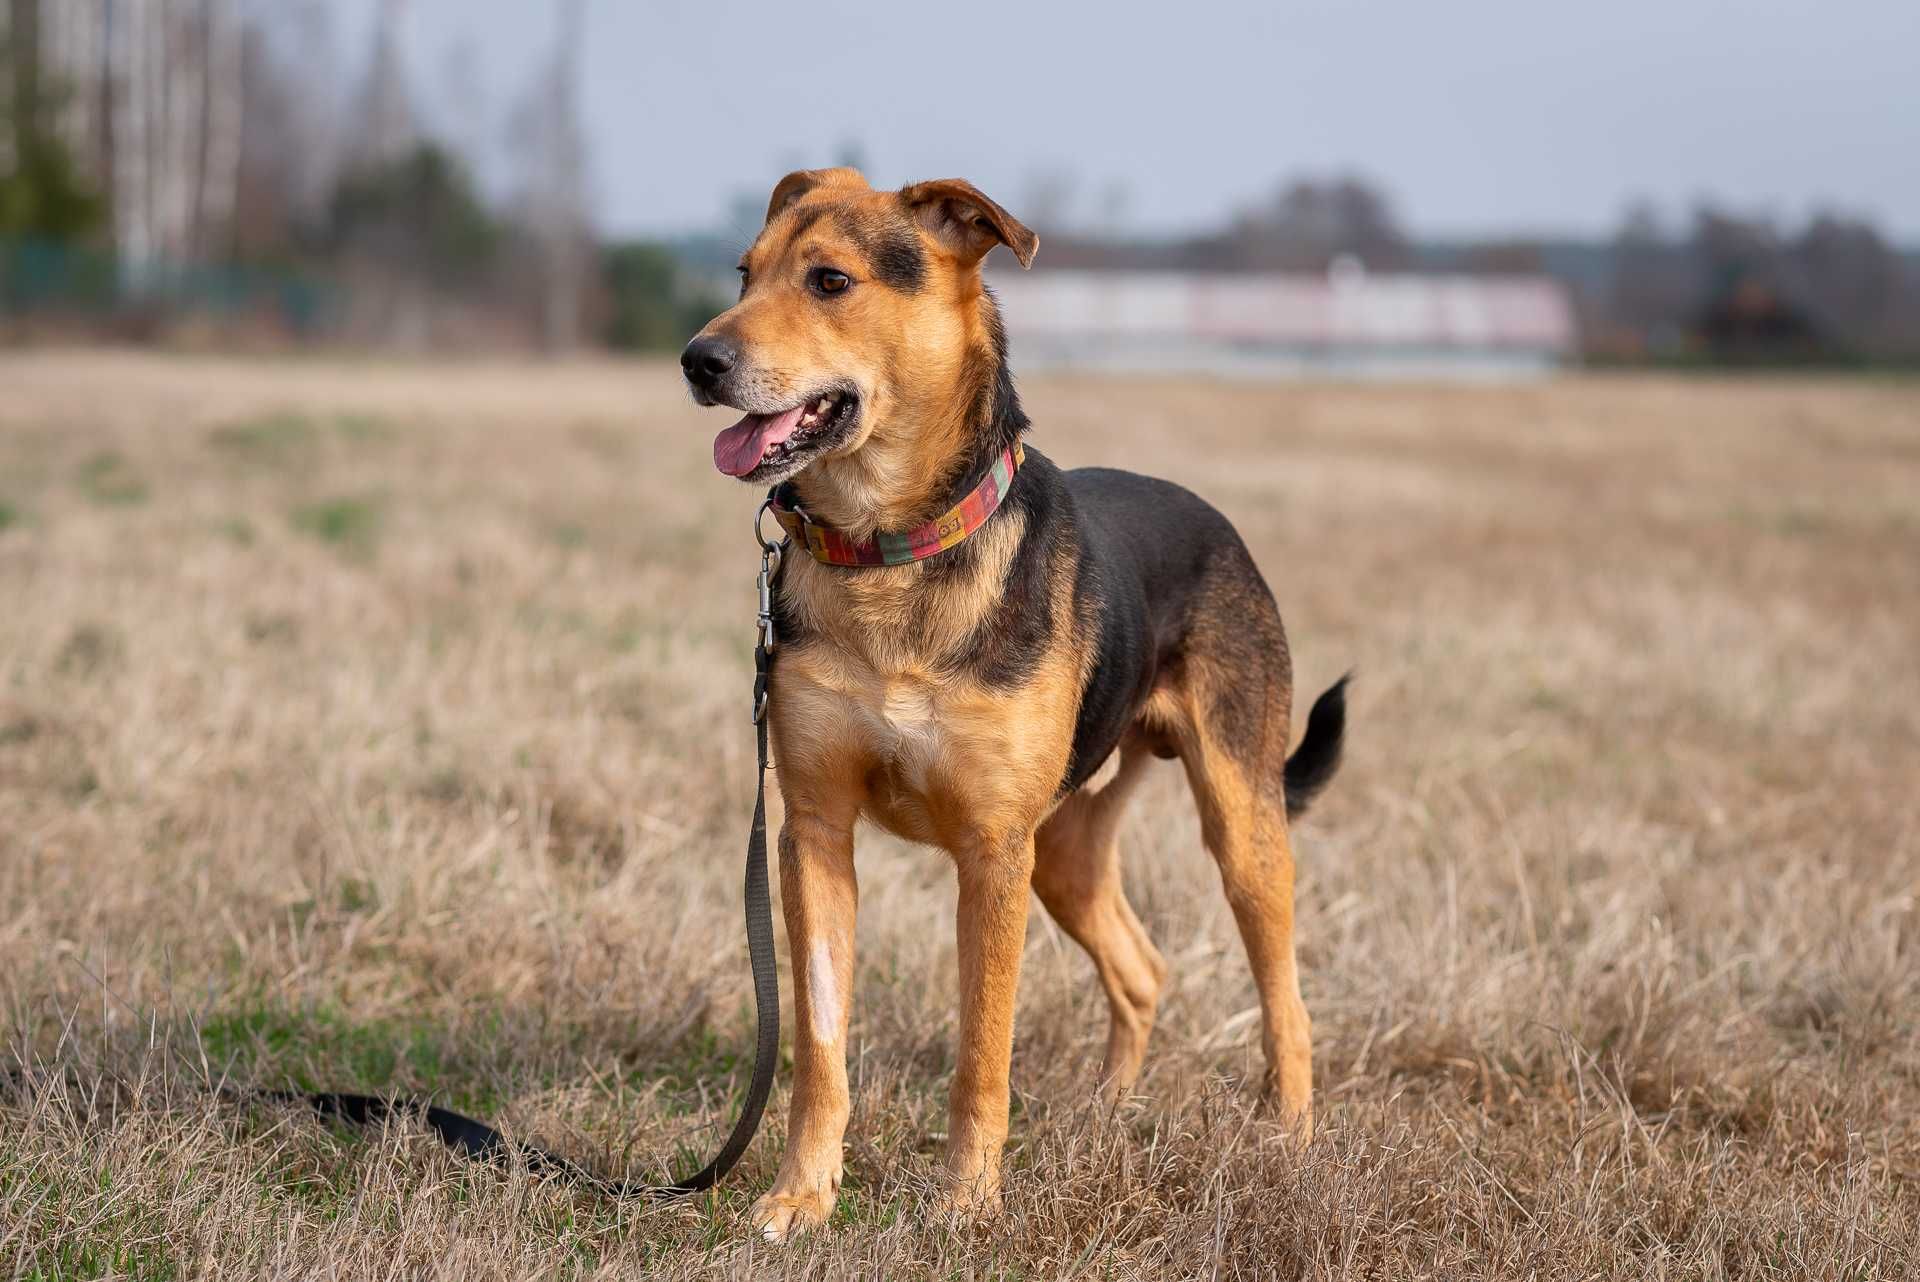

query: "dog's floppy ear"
xmin=764 ymin=167 xmax=868 ymax=225
xmin=899 ymin=178 xmax=1039 ymax=269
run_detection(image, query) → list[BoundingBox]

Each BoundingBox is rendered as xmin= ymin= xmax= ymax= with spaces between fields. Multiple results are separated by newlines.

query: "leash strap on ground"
xmin=250 ymin=565 xmax=785 ymax=1199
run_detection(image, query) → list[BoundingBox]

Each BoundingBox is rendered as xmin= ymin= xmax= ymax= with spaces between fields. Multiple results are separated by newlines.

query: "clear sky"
xmin=331 ymin=0 xmax=1920 ymax=243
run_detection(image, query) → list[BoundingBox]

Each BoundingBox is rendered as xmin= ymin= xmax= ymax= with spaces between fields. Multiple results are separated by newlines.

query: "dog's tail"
xmin=1283 ymin=674 xmax=1350 ymax=820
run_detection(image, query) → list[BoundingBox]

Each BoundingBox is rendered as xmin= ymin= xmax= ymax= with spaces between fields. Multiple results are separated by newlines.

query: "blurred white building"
xmin=988 ymin=261 xmax=1578 ymax=380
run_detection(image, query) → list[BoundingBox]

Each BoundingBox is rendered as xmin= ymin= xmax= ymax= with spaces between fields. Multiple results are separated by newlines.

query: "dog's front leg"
xmin=751 ymin=804 xmax=857 ymax=1244
xmin=942 ymin=830 xmax=1038 ymax=1215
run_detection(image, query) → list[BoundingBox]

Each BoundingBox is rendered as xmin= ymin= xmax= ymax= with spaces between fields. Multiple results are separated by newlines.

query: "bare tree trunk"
xmin=199 ymin=0 xmax=242 ymax=262
xmin=143 ymin=0 xmax=166 ymax=268
xmin=8 ymin=0 xmax=40 ymax=140
xmin=59 ymin=0 xmax=104 ymax=171
xmin=114 ymin=0 xmax=154 ymax=280
xmin=159 ymin=2 xmax=202 ymax=266
xmin=0 ymin=3 xmax=14 ymax=177
xmin=4 ymin=0 xmax=41 ymax=191
xmin=539 ymin=0 xmax=587 ymax=352
xmin=274 ymin=0 xmax=342 ymax=224
xmin=359 ymin=0 xmax=411 ymax=170
xmin=44 ymin=0 xmax=74 ymax=156
xmin=17 ymin=0 xmax=110 ymax=189
xmin=96 ymin=0 xmax=113 ymax=194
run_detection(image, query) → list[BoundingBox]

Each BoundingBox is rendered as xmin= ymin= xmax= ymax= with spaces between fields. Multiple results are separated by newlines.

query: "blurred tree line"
xmin=1030 ymin=172 xmax=1920 ymax=366
xmin=0 ymin=0 xmax=723 ymax=351
xmin=6 ymin=2 xmax=1913 ymax=363
xmin=1601 ymin=202 xmax=1918 ymax=363
xmin=1 ymin=1 xmax=103 ymax=242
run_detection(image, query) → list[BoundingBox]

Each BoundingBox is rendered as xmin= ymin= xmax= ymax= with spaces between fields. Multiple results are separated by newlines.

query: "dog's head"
xmin=683 ymin=168 xmax=1037 ymax=508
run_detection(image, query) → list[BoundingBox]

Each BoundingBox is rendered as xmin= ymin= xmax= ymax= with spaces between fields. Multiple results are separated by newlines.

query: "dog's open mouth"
xmin=712 ymin=390 xmax=858 ymax=479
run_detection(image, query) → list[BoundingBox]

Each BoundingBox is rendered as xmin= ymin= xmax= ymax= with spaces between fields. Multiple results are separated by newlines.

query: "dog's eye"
xmin=811 ymin=268 xmax=851 ymax=296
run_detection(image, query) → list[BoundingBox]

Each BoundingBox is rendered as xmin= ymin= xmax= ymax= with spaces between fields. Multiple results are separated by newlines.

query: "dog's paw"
xmin=750 ymin=1189 xmax=836 ymax=1245
xmin=1258 ymin=1073 xmax=1315 ymax=1143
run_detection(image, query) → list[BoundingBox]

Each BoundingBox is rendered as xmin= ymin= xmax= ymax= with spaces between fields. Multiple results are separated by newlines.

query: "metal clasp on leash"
xmin=753 ymin=499 xmax=784 ymax=723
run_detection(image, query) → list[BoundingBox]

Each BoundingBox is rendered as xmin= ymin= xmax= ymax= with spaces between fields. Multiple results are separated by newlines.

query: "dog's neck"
xmin=785 ymin=306 xmax=1028 ymax=545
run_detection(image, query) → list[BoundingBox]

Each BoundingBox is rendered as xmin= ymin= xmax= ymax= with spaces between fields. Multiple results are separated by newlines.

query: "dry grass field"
xmin=1 ymin=350 xmax=1916 ymax=1279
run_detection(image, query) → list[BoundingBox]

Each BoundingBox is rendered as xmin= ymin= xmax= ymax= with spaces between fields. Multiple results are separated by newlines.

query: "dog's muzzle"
xmin=681 ymin=335 xmax=740 ymax=397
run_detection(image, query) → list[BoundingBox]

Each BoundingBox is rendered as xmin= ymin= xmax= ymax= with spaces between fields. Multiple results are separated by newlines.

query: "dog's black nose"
xmin=681 ymin=336 xmax=739 ymax=387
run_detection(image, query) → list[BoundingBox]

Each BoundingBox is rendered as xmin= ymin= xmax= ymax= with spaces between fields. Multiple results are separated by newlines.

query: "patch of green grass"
xmin=243 ymin=612 xmax=299 ymax=645
xmin=1728 ymin=502 xmax=1850 ymax=539
xmin=0 ymin=499 xmax=18 ymax=531
xmin=195 ymin=995 xmax=764 ymax=1150
xmin=291 ymin=495 xmax=384 ymax=557
xmin=513 ymin=602 xmax=593 ymax=637
xmin=21 ymin=1238 xmax=179 ymax=1281
xmin=76 ymin=451 xmax=149 ymax=505
xmin=208 ymin=410 xmax=321 ymax=461
xmin=418 ymin=765 xmax=470 ymax=804
xmin=210 ymin=411 xmax=395 ymax=466
xmin=1525 ymin=684 xmax=1579 ymax=717
xmin=217 ymin=515 xmax=256 ymax=545
xmin=336 ymin=877 xmax=378 ymax=913
xmin=334 ymin=412 xmax=396 ymax=443
xmin=56 ymin=622 xmax=123 ymax=676
xmin=639 ymin=1019 xmax=753 ymax=1104
xmin=5 ymin=1167 xmax=180 ymax=1281
xmin=262 ymin=1157 xmax=360 ymax=1224
xmin=198 ymin=1003 xmax=506 ymax=1117
xmin=830 ymin=1184 xmax=904 ymax=1232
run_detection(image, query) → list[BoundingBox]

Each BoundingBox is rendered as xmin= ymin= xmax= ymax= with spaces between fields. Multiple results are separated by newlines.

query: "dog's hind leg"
xmin=1031 ymin=740 xmax=1167 ymax=1095
xmin=1164 ymin=669 xmax=1314 ymax=1137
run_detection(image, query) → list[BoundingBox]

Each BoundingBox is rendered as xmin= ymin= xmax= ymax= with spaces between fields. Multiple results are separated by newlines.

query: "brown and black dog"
xmin=682 ymin=167 xmax=1347 ymax=1242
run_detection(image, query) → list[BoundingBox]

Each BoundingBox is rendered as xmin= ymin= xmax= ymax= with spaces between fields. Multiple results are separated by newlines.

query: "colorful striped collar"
xmin=769 ymin=444 xmax=1025 ymax=567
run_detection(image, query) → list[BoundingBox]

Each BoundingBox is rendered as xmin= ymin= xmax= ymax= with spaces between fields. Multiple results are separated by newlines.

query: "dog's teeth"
xmin=815 ymin=397 xmax=832 ymax=413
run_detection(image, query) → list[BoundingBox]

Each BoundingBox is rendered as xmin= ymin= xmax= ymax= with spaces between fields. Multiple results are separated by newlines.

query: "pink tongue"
xmin=713 ymin=405 xmax=808 ymax=477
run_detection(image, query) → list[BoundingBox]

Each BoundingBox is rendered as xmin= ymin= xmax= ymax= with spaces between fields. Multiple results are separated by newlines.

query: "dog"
xmin=681 ymin=167 xmax=1347 ymax=1242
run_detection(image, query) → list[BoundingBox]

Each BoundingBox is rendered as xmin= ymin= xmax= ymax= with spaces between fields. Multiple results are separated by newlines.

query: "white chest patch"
xmin=875 ymin=679 xmax=943 ymax=791
xmin=880 ymin=679 xmax=937 ymax=735
xmin=808 ymin=936 xmax=842 ymax=1045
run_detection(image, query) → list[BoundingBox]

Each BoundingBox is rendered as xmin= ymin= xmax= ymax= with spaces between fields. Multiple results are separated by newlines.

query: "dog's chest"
xmin=777 ymin=641 xmax=1055 ymax=849
xmin=793 ymin=583 xmax=982 ymax=783
xmin=856 ymin=668 xmax=966 ymax=792
xmin=774 ymin=550 xmax=1073 ymax=848
xmin=875 ymin=674 xmax=938 ymax=744
xmin=856 ymin=670 xmax=1042 ymax=845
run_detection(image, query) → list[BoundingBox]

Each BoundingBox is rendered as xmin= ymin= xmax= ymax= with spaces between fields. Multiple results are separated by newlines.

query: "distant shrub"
xmin=601 ymin=241 xmax=727 ymax=352
xmin=328 ymin=145 xmax=498 ymax=288
xmin=292 ymin=495 xmax=383 ymax=556
xmin=76 ymin=452 xmax=148 ymax=505
xmin=0 ymin=133 xmax=105 ymax=243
